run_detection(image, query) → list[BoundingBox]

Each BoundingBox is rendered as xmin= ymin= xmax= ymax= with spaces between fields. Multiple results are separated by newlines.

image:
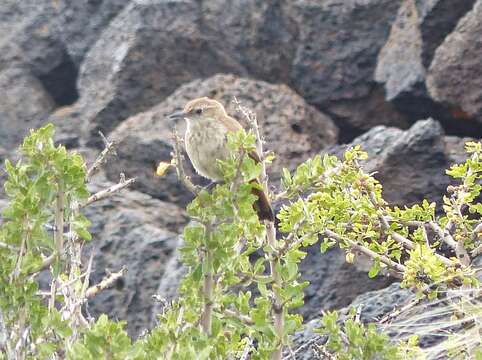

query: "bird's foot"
xmin=203 ymin=181 xmax=222 ymax=192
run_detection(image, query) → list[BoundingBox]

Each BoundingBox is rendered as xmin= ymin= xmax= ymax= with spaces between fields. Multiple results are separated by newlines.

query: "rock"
xmin=200 ymin=0 xmax=296 ymax=82
xmin=444 ymin=136 xmax=474 ymax=165
xmin=288 ymin=283 xmax=412 ymax=359
xmin=106 ymin=74 xmax=338 ymax=205
xmin=326 ymin=87 xmax=410 ymax=142
xmin=56 ymin=0 xmax=130 ymax=66
xmin=0 ymin=1 xmax=78 ymax=106
xmin=0 ymin=1 xmax=62 ymax=76
xmin=299 ymin=245 xmax=395 ymax=322
xmin=286 ymin=0 xmax=409 ymax=135
xmin=327 ymin=119 xmax=455 ymax=207
xmin=73 ymin=0 xmax=410 ymax=145
xmin=427 ymin=1 xmax=482 ymax=124
xmin=151 ymin=241 xmax=187 ymax=326
xmin=375 ymin=0 xmax=476 ymax=121
xmin=76 ymin=0 xmax=246 ymax=144
xmin=83 ymin=175 xmax=187 ymax=337
xmin=0 ymin=65 xmax=55 ymax=149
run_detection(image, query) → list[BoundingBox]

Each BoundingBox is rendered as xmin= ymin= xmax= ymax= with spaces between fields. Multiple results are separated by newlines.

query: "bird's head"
xmin=168 ymin=97 xmax=227 ymax=124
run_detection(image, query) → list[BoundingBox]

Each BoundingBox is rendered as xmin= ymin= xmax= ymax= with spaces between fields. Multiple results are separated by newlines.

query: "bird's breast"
xmin=185 ymin=119 xmax=230 ymax=181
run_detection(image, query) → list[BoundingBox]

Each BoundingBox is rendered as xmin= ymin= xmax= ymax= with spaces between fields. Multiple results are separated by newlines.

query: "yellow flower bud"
xmin=156 ymin=161 xmax=172 ymax=177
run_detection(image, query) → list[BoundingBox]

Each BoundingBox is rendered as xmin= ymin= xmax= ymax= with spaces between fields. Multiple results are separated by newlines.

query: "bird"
xmin=169 ymin=97 xmax=274 ymax=222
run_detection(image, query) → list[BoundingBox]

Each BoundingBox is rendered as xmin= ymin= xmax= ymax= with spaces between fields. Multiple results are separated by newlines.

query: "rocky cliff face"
xmin=0 ymin=0 xmax=480 ymax=343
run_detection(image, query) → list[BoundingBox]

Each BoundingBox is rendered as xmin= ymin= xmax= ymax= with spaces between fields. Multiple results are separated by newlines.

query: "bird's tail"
xmin=250 ymin=180 xmax=274 ymax=222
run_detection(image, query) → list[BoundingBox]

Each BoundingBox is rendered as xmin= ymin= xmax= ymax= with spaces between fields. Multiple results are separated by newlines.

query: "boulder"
xmin=75 ymin=0 xmax=246 ymax=144
xmin=375 ymin=0 xmax=476 ymax=121
xmin=326 ymin=119 xmax=464 ymax=207
xmin=427 ymin=0 xmax=482 ymax=125
xmin=200 ymin=0 xmax=296 ymax=82
xmin=0 ymin=65 xmax=55 ymax=149
xmin=0 ymin=1 xmax=78 ymax=106
xmin=288 ymin=283 xmax=412 ymax=359
xmin=83 ymin=174 xmax=187 ymax=337
xmin=105 ymin=74 xmax=338 ymax=205
xmin=298 ymin=245 xmax=394 ymax=322
xmin=55 ymin=0 xmax=130 ymax=66
xmin=286 ymin=0 xmax=409 ymax=136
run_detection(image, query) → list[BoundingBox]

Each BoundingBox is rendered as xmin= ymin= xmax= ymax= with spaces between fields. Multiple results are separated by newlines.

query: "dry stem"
xmin=85 ymin=266 xmax=127 ymax=299
xmin=86 ymin=131 xmax=117 ymax=181
xmin=77 ymin=177 xmax=136 ymax=210
xmin=324 ymin=229 xmax=406 ymax=277
xmin=234 ymin=97 xmax=284 ymax=360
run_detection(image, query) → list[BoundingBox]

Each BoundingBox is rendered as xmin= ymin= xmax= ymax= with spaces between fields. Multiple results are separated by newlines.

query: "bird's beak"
xmin=168 ymin=110 xmax=186 ymax=122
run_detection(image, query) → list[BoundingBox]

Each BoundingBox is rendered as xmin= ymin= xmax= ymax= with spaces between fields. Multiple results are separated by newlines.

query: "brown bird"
xmin=169 ymin=97 xmax=274 ymax=222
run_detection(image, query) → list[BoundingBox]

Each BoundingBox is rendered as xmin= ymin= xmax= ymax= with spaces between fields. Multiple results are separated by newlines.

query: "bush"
xmin=0 ymin=117 xmax=480 ymax=359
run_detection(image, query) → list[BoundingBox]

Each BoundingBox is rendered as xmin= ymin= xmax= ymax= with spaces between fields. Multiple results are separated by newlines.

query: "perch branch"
xmin=76 ymin=177 xmax=136 ymax=210
xmin=85 ymin=266 xmax=127 ymax=299
xmin=86 ymin=131 xmax=117 ymax=181
xmin=324 ymin=229 xmax=406 ymax=277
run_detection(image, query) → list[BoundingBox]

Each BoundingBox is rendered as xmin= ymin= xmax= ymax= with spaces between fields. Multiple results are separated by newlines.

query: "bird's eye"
xmin=195 ymin=108 xmax=202 ymax=115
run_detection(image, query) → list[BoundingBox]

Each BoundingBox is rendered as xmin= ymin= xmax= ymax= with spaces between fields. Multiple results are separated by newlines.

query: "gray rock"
xmin=289 ymin=283 xmax=412 ymax=359
xmin=375 ymin=0 xmax=475 ymax=121
xmin=0 ymin=65 xmax=55 ymax=149
xmin=83 ymin=175 xmax=187 ymax=337
xmin=76 ymin=0 xmax=246 ymax=144
xmin=56 ymin=0 xmax=130 ymax=66
xmin=327 ymin=119 xmax=455 ymax=207
xmin=286 ymin=0 xmax=409 ymax=135
xmin=299 ymin=245 xmax=395 ymax=322
xmin=200 ymin=0 xmax=296 ymax=82
xmin=105 ymin=74 xmax=338 ymax=205
xmin=427 ymin=0 xmax=482 ymax=124
xmin=0 ymin=1 xmax=78 ymax=106
xmin=0 ymin=1 xmax=63 ymax=76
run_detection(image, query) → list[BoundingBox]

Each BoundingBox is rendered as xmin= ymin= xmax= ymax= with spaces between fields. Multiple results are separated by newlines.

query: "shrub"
xmin=0 ymin=116 xmax=480 ymax=359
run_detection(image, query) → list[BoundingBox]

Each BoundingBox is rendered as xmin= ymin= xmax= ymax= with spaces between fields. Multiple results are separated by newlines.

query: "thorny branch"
xmin=85 ymin=266 xmax=128 ymax=299
xmin=76 ymin=176 xmax=136 ymax=210
xmin=234 ymin=97 xmax=284 ymax=360
xmin=86 ymin=131 xmax=117 ymax=181
xmin=324 ymin=229 xmax=406 ymax=277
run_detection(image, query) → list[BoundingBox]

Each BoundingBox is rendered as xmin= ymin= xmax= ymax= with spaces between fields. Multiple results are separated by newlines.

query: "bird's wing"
xmin=221 ymin=115 xmax=262 ymax=162
xmin=221 ymin=116 xmax=273 ymax=221
xmin=220 ymin=115 xmax=244 ymax=132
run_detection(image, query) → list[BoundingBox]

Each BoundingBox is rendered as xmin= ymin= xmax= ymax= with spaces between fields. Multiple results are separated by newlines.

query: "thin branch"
xmin=379 ymin=296 xmax=423 ymax=325
xmin=470 ymin=244 xmax=482 ymax=258
xmin=284 ymin=336 xmax=323 ymax=360
xmin=200 ymin=229 xmax=214 ymax=335
xmin=324 ymin=229 xmax=406 ymax=277
xmin=224 ymin=308 xmax=254 ymax=326
xmin=0 ymin=242 xmax=19 ymax=251
xmin=86 ymin=131 xmax=117 ymax=181
xmin=171 ymin=128 xmax=200 ymax=195
xmin=365 ymin=187 xmax=454 ymax=267
xmin=428 ymin=221 xmax=457 ymax=249
xmin=76 ymin=177 xmax=136 ymax=210
xmin=85 ymin=266 xmax=127 ymax=299
xmin=28 ymin=253 xmax=56 ymax=275
xmin=54 ymin=181 xmax=65 ymax=252
xmin=239 ymin=337 xmax=253 ymax=360
xmin=235 ymin=98 xmax=284 ymax=360
xmin=312 ymin=344 xmax=337 ymax=360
